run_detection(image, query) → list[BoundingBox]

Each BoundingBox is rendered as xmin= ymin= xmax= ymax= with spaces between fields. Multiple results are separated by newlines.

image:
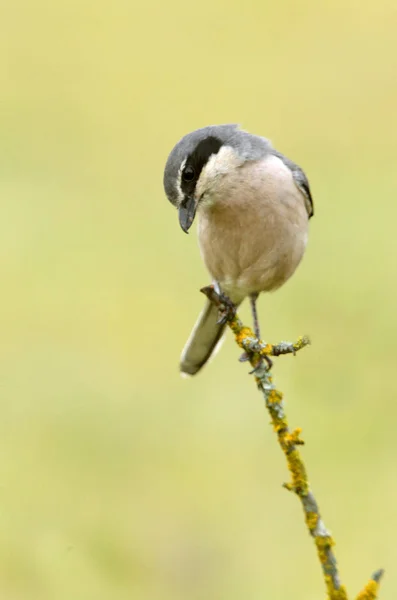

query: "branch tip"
xmin=355 ymin=570 xmax=384 ymax=600
xmin=372 ymin=569 xmax=384 ymax=583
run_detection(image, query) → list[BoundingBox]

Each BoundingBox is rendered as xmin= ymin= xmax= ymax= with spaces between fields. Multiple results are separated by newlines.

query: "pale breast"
xmin=197 ymin=154 xmax=309 ymax=302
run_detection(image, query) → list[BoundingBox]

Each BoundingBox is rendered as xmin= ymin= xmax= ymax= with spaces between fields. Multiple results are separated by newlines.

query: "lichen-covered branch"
xmin=201 ymin=285 xmax=384 ymax=600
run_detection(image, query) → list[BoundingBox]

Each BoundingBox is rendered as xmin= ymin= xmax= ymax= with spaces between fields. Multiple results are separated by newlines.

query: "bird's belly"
xmin=197 ymin=204 xmax=308 ymax=302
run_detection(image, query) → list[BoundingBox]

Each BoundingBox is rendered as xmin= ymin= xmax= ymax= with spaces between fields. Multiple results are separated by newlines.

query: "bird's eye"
xmin=182 ymin=165 xmax=195 ymax=182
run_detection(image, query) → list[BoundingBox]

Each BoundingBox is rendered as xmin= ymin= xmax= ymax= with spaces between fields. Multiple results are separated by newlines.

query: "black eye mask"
xmin=180 ymin=136 xmax=223 ymax=199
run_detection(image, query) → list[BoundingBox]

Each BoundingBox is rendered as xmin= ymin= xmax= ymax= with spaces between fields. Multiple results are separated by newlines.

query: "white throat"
xmin=195 ymin=145 xmax=243 ymax=204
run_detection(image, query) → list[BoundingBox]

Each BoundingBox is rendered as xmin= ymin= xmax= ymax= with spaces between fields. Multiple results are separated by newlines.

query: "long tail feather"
xmin=180 ymin=300 xmax=227 ymax=376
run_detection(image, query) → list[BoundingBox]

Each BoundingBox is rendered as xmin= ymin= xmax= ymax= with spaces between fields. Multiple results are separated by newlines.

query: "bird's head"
xmin=163 ymin=124 xmax=270 ymax=233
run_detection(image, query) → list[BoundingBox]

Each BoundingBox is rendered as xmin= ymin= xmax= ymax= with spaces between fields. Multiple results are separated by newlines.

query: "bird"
xmin=163 ymin=124 xmax=314 ymax=376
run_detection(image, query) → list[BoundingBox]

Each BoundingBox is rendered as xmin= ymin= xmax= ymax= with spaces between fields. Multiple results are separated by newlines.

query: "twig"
xmin=201 ymin=285 xmax=384 ymax=600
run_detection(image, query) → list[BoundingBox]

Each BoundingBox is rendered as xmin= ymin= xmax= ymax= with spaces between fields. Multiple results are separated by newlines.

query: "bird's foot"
xmin=239 ymin=347 xmax=273 ymax=372
xmin=215 ymin=291 xmax=236 ymax=325
xmin=200 ymin=285 xmax=236 ymax=325
xmin=238 ymin=352 xmax=251 ymax=363
xmin=249 ymin=354 xmax=273 ymax=374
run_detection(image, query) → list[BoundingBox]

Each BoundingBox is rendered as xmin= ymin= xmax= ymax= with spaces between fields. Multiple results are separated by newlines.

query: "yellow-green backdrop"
xmin=1 ymin=1 xmax=396 ymax=598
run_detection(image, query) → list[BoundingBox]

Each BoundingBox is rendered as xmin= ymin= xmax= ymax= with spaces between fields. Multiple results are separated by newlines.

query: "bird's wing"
xmin=272 ymin=150 xmax=314 ymax=218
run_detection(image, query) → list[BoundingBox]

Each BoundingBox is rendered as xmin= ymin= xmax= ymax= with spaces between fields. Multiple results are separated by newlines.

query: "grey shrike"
xmin=163 ymin=124 xmax=314 ymax=376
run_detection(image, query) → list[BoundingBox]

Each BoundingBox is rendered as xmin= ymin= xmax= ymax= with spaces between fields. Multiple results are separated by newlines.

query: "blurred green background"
xmin=1 ymin=1 xmax=396 ymax=598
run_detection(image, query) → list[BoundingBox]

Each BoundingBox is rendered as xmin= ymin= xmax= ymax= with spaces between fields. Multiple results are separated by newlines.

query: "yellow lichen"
xmin=268 ymin=389 xmax=283 ymax=404
xmin=273 ymin=423 xmax=286 ymax=434
xmin=260 ymin=343 xmax=273 ymax=356
xmin=323 ymin=573 xmax=348 ymax=599
xmin=324 ymin=575 xmax=348 ymax=600
xmin=287 ymin=449 xmax=309 ymax=495
xmin=284 ymin=427 xmax=304 ymax=448
xmin=325 ymin=580 xmax=349 ymax=600
xmin=316 ymin=535 xmax=335 ymax=553
xmin=291 ymin=427 xmax=304 ymax=442
xmin=235 ymin=326 xmax=254 ymax=348
xmin=293 ymin=335 xmax=310 ymax=352
xmin=305 ymin=511 xmax=319 ymax=532
xmin=356 ymin=580 xmax=380 ymax=600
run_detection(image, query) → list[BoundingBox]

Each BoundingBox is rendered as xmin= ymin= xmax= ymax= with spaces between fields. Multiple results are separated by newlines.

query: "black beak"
xmin=178 ymin=196 xmax=197 ymax=233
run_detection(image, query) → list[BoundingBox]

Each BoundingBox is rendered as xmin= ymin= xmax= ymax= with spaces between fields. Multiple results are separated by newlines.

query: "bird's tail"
xmin=180 ymin=300 xmax=228 ymax=376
